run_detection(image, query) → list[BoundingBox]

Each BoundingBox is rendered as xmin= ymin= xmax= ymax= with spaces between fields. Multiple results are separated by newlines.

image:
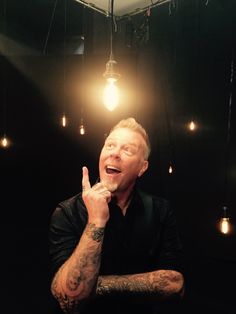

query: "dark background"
xmin=0 ymin=0 xmax=236 ymax=313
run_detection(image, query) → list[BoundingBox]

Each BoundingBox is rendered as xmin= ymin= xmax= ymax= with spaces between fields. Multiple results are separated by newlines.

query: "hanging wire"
xmin=108 ymin=0 xmax=118 ymax=58
xmin=2 ymin=0 xmax=8 ymax=143
xmin=109 ymin=0 xmax=115 ymax=59
xmin=43 ymin=0 xmax=58 ymax=54
xmin=163 ymin=85 xmax=175 ymax=175
xmin=111 ymin=0 xmax=118 ymax=33
xmin=169 ymin=0 xmax=178 ymax=16
xmin=132 ymin=10 xmax=151 ymax=47
xmin=81 ymin=5 xmax=86 ymax=86
xmin=223 ymin=52 xmax=234 ymax=205
xmin=63 ymin=0 xmax=67 ymax=57
xmin=79 ymin=5 xmax=86 ymax=134
xmin=187 ymin=0 xmax=200 ymax=131
xmin=62 ymin=0 xmax=67 ymax=120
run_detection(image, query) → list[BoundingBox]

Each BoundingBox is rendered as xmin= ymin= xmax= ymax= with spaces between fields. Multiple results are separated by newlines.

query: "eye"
xmin=105 ymin=142 xmax=115 ymax=149
xmin=123 ymin=146 xmax=134 ymax=155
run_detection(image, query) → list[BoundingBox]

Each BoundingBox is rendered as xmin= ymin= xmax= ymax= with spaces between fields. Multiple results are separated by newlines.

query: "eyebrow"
xmin=106 ymin=138 xmax=137 ymax=146
xmin=123 ymin=143 xmax=138 ymax=149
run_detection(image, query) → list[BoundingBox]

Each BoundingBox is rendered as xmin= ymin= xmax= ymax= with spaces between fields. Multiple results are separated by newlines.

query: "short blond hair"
xmin=110 ymin=117 xmax=151 ymax=159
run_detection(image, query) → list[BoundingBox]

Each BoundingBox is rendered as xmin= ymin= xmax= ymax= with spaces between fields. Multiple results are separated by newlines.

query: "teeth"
xmin=106 ymin=166 xmax=120 ymax=171
xmin=106 ymin=165 xmax=121 ymax=173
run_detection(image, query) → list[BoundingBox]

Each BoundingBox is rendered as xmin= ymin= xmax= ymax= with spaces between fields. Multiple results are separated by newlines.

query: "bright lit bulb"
xmin=103 ymin=78 xmax=119 ymax=111
xmin=218 ymin=206 xmax=232 ymax=235
xmin=79 ymin=124 xmax=85 ymax=135
xmin=1 ymin=136 xmax=9 ymax=148
xmin=61 ymin=114 xmax=67 ymax=127
xmin=189 ymin=120 xmax=196 ymax=131
xmin=219 ymin=217 xmax=230 ymax=235
xmin=168 ymin=165 xmax=173 ymax=174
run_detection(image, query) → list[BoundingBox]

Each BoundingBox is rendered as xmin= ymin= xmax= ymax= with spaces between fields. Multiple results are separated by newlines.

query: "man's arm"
xmin=51 ymin=222 xmax=105 ymax=313
xmin=96 ymin=269 xmax=184 ymax=301
xmin=51 ymin=225 xmax=184 ymax=313
xmin=51 ymin=167 xmax=111 ymax=313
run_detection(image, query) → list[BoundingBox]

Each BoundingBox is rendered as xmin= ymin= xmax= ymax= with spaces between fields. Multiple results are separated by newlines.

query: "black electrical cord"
xmin=109 ymin=0 xmax=117 ymax=60
xmin=43 ymin=0 xmax=58 ymax=54
xmin=223 ymin=52 xmax=234 ymax=206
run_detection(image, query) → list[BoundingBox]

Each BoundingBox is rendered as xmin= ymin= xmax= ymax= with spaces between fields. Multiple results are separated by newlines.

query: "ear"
xmin=138 ymin=160 xmax=149 ymax=177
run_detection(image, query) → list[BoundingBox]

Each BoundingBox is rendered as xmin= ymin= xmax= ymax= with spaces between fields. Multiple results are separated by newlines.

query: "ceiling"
xmin=74 ymin=0 xmax=170 ymax=18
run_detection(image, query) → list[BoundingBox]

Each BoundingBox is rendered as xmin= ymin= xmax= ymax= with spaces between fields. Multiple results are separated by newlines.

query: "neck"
xmin=113 ymin=185 xmax=135 ymax=215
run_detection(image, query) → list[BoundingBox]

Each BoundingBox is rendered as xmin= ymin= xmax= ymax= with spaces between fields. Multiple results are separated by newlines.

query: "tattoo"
xmin=85 ymin=223 xmax=105 ymax=242
xmin=97 ymin=270 xmax=183 ymax=299
xmin=51 ymin=223 xmax=105 ymax=312
xmin=52 ymin=270 xmax=80 ymax=313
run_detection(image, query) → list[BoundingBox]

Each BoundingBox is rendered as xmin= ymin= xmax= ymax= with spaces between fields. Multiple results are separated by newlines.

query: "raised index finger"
xmin=82 ymin=166 xmax=91 ymax=191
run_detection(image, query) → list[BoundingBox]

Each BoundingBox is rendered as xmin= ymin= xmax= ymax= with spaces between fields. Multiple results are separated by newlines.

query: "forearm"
xmin=51 ymin=223 xmax=105 ymax=313
xmin=96 ymin=269 xmax=184 ymax=301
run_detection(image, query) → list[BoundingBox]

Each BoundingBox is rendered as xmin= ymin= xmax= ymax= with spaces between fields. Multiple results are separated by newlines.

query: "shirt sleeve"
xmin=48 ymin=199 xmax=86 ymax=279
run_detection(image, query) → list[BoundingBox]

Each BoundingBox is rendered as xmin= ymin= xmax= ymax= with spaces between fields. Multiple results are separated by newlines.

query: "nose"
xmin=109 ymin=146 xmax=121 ymax=159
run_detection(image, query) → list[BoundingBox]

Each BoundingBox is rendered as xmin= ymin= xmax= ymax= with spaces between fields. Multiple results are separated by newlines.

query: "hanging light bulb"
xmin=79 ymin=118 xmax=85 ymax=135
xmin=220 ymin=217 xmax=230 ymax=235
xmin=218 ymin=206 xmax=232 ymax=235
xmin=168 ymin=165 xmax=173 ymax=174
xmin=102 ymin=0 xmax=121 ymax=111
xmin=79 ymin=124 xmax=85 ymax=135
xmin=103 ymin=78 xmax=119 ymax=111
xmin=188 ymin=120 xmax=196 ymax=131
xmin=103 ymin=60 xmax=120 ymax=111
xmin=61 ymin=114 xmax=67 ymax=127
xmin=1 ymin=135 xmax=10 ymax=148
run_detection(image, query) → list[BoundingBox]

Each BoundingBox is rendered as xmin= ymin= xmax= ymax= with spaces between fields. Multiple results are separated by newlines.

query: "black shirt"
xmin=49 ymin=189 xmax=183 ymax=313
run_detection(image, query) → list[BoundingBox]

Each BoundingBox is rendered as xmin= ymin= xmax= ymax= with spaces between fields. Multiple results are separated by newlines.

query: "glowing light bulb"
xmin=168 ymin=165 xmax=173 ymax=174
xmin=219 ymin=217 xmax=230 ymax=235
xmin=189 ymin=120 xmax=196 ymax=131
xmin=218 ymin=206 xmax=232 ymax=235
xmin=103 ymin=78 xmax=119 ymax=111
xmin=61 ymin=114 xmax=67 ymax=127
xmin=1 ymin=136 xmax=9 ymax=148
xmin=79 ymin=124 xmax=85 ymax=135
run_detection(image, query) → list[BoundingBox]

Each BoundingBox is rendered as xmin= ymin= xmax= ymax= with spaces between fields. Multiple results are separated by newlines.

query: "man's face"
xmin=99 ymin=128 xmax=148 ymax=193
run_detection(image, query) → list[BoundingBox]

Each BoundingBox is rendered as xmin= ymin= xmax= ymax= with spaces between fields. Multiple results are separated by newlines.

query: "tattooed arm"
xmin=51 ymin=223 xmax=105 ymax=313
xmin=51 ymin=167 xmax=112 ymax=313
xmin=96 ymin=270 xmax=184 ymax=301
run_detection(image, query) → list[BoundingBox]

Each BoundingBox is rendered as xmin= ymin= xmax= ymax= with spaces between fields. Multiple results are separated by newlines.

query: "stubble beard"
xmin=102 ymin=180 xmax=118 ymax=193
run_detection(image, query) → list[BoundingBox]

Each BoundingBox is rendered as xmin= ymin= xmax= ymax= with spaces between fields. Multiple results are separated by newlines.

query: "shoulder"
xmin=51 ymin=193 xmax=87 ymax=227
xmin=137 ymin=189 xmax=171 ymax=222
xmin=58 ymin=193 xmax=83 ymax=210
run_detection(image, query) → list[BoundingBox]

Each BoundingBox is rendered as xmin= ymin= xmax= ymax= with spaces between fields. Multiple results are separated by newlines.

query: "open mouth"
xmin=105 ymin=166 xmax=121 ymax=175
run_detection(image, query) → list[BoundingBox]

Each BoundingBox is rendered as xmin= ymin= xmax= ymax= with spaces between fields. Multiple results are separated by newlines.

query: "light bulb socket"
xmin=103 ymin=59 xmax=121 ymax=81
xmin=222 ymin=206 xmax=229 ymax=218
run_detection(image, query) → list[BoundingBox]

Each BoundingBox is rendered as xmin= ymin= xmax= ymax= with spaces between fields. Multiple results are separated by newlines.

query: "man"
xmin=49 ymin=117 xmax=184 ymax=314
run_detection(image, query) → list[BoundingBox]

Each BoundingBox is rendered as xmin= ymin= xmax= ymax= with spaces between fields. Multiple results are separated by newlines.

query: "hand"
xmin=82 ymin=166 xmax=111 ymax=227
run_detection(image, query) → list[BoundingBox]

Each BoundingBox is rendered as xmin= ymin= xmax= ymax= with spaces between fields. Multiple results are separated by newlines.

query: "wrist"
xmin=88 ymin=218 xmax=107 ymax=228
xmin=85 ymin=222 xmax=106 ymax=242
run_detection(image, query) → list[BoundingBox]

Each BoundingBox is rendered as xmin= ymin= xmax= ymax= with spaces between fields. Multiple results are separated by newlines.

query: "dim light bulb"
xmin=218 ymin=206 xmax=232 ymax=235
xmin=103 ymin=78 xmax=119 ymax=111
xmin=219 ymin=217 xmax=230 ymax=235
xmin=80 ymin=124 xmax=85 ymax=135
xmin=61 ymin=114 xmax=67 ymax=127
xmin=1 ymin=136 xmax=9 ymax=148
xmin=189 ymin=120 xmax=196 ymax=131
